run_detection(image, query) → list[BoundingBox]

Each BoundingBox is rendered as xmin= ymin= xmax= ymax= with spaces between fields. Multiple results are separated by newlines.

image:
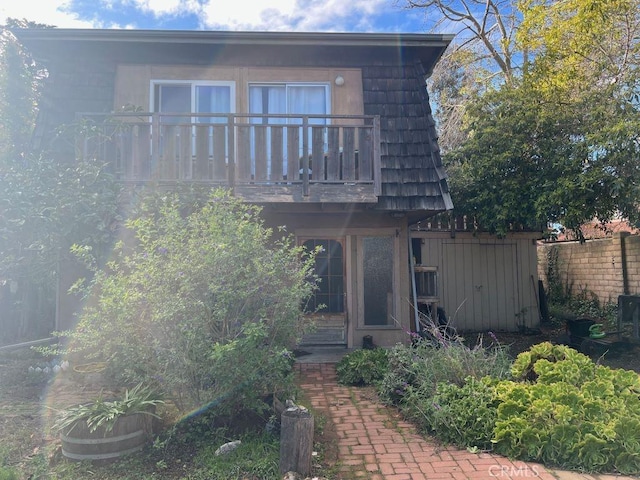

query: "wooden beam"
xmin=233 ymin=184 xmax=377 ymax=203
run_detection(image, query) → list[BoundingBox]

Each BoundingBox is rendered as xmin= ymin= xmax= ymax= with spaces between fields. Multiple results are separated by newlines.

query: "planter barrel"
xmin=61 ymin=412 xmax=152 ymax=462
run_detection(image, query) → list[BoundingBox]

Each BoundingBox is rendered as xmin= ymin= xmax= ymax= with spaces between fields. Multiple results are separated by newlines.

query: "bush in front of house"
xmin=492 ymin=342 xmax=640 ymax=474
xmin=401 ymin=340 xmax=640 ymax=474
xmin=376 ymin=332 xmax=511 ymax=432
xmin=65 ymin=190 xmax=317 ymax=416
xmin=336 ymin=348 xmax=389 ymax=386
xmin=425 ymin=375 xmax=499 ymax=450
xmin=335 ymin=336 xmax=640 ymax=475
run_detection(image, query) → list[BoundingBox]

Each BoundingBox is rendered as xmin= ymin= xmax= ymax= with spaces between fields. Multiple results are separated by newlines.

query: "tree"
xmin=0 ymin=20 xmax=120 ymax=344
xmin=404 ymin=0 xmax=525 ymax=152
xmin=405 ymin=0 xmax=523 ymax=84
xmin=446 ymin=82 xmax=593 ymax=236
xmin=64 ymin=191 xmax=317 ymax=414
xmin=0 ymin=19 xmax=49 ymax=163
xmin=518 ymin=0 xmax=640 ymax=97
xmin=517 ymin=0 xmax=640 ymax=230
xmin=404 ymin=0 xmax=640 ymax=234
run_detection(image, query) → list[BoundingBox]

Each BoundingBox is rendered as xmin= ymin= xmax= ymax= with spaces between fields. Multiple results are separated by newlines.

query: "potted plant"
xmin=53 ymin=383 xmax=163 ymax=462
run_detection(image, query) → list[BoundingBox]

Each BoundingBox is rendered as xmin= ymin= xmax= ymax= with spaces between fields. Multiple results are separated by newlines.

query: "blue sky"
xmin=1 ymin=0 xmax=432 ymax=32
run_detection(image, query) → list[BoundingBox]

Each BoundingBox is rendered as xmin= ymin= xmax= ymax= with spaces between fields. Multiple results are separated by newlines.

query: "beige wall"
xmin=114 ymin=65 xmax=364 ymax=116
xmin=538 ymin=233 xmax=640 ymax=303
xmin=414 ymin=231 xmax=540 ymax=332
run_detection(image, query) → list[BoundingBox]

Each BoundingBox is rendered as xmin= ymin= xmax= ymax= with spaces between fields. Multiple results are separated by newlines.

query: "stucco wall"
xmin=537 ymin=233 xmax=640 ymax=303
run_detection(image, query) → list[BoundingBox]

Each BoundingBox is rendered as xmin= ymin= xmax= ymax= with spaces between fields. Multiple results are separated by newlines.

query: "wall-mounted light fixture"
xmin=334 ymin=75 xmax=345 ymax=86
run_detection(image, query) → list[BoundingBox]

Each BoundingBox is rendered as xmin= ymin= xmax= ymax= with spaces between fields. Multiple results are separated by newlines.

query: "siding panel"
xmin=417 ymin=233 xmax=539 ymax=332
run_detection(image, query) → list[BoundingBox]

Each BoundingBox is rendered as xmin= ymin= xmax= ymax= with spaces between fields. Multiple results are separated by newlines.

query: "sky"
xmin=0 ymin=0 xmax=432 ymax=33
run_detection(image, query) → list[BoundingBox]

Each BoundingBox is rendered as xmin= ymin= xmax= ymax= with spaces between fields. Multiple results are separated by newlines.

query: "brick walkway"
xmin=295 ymin=363 xmax=630 ymax=480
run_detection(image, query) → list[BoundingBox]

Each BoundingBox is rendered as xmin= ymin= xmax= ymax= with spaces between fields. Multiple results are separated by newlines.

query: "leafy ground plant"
xmin=336 ymin=348 xmax=389 ymax=386
xmin=493 ymin=342 xmax=640 ymax=474
xmin=52 ymin=383 xmax=163 ymax=434
xmin=426 ymin=376 xmax=499 ymax=450
xmin=377 ymin=330 xmax=511 ymax=427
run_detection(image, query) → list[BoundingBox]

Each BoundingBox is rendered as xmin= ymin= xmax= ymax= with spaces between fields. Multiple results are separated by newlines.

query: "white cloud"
xmin=200 ymin=0 xmax=389 ymax=32
xmin=131 ymin=0 xmax=188 ymax=16
xmin=0 ymin=0 xmax=93 ymax=28
xmin=1 ymin=0 xmax=416 ymax=32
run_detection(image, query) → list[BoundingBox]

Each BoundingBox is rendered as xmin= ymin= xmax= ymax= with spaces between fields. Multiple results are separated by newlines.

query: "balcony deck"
xmin=76 ymin=113 xmax=381 ymax=203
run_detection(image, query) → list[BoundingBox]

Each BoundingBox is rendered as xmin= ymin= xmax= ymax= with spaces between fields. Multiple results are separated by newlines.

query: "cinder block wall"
xmin=538 ymin=233 xmax=640 ymax=303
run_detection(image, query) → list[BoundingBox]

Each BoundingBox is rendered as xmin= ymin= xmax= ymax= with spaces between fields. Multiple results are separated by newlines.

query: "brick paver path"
xmin=296 ymin=363 xmax=558 ymax=480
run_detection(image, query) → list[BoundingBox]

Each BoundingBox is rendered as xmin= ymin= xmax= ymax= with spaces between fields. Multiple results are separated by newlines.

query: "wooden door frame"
xmin=298 ymin=235 xmax=348 ymax=345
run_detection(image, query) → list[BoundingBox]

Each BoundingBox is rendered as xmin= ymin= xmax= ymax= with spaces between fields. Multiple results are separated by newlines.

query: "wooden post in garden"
xmin=279 ymin=403 xmax=314 ymax=476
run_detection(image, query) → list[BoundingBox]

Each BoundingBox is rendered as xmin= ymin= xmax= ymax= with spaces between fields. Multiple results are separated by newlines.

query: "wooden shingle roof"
xmin=363 ymin=62 xmax=452 ymax=213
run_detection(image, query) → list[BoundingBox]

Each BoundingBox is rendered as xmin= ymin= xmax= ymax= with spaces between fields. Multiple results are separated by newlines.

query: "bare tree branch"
xmin=404 ymin=0 xmax=519 ymax=83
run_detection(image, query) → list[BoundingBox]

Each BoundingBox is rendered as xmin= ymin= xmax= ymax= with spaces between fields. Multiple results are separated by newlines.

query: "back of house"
xmin=13 ymin=28 xmax=541 ymax=347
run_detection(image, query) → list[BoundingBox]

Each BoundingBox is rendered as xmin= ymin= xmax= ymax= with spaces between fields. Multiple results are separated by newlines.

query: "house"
xmin=14 ymin=29 xmax=541 ymax=348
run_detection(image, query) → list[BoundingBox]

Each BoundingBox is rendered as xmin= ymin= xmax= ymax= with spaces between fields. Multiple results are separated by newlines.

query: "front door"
xmin=300 ymin=238 xmax=347 ymax=345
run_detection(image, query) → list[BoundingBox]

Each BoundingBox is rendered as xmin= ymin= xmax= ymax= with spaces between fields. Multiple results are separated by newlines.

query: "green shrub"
xmin=63 ymin=190 xmax=317 ymax=415
xmin=377 ymin=343 xmax=421 ymax=406
xmin=336 ymin=348 xmax=389 ymax=386
xmin=52 ymin=383 xmax=163 ymax=434
xmin=376 ymin=333 xmax=511 ymax=439
xmin=510 ymin=341 xmax=593 ymax=383
xmin=378 ymin=334 xmax=511 ymax=406
xmin=493 ymin=343 xmax=640 ymax=474
xmin=426 ymin=376 xmax=498 ymax=450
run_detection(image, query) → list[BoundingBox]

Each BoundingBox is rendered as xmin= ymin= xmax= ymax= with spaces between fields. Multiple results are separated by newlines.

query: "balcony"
xmin=76 ymin=113 xmax=381 ymax=203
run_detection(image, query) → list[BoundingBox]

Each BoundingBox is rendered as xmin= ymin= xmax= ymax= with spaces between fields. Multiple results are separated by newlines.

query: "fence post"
xmin=227 ymin=114 xmax=235 ymax=190
xmin=617 ymin=231 xmax=631 ymax=295
xmin=279 ymin=403 xmax=314 ymax=476
xmin=302 ymin=116 xmax=309 ymax=197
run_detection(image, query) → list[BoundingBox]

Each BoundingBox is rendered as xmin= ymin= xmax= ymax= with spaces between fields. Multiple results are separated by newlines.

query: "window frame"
xmin=357 ymin=233 xmax=400 ymax=329
xmin=300 ymin=237 xmax=346 ymax=315
xmin=150 ymin=80 xmax=236 ymax=117
xmin=248 ymin=82 xmax=331 ymax=119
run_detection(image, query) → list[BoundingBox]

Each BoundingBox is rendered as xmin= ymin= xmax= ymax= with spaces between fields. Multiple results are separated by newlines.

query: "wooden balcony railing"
xmin=75 ymin=113 xmax=381 ymax=203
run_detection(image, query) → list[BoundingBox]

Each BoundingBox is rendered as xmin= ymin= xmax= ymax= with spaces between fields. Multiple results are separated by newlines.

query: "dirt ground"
xmin=490 ymin=320 xmax=640 ymax=372
xmin=0 ymin=349 xmax=121 ymax=473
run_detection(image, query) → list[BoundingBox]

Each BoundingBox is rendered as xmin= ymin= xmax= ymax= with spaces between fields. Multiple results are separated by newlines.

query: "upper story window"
xmin=152 ymin=81 xmax=235 ymax=124
xmin=249 ymin=83 xmax=329 ymax=122
xmin=249 ymin=83 xmax=330 ymax=175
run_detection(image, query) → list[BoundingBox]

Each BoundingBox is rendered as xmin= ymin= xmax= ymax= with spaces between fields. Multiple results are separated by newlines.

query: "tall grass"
xmin=378 ymin=320 xmax=512 ymax=431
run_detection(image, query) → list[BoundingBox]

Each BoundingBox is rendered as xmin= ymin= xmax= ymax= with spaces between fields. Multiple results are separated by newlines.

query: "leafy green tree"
xmin=66 ymin=191 xmax=317 ymax=414
xmin=447 ymin=83 xmax=586 ymax=235
xmin=0 ymin=19 xmax=49 ymax=163
xmin=408 ymin=0 xmax=640 ymax=234
xmin=0 ymin=155 xmax=121 ymax=341
xmin=0 ymin=19 xmax=120 ymax=343
xmin=517 ymin=0 xmax=640 ymax=230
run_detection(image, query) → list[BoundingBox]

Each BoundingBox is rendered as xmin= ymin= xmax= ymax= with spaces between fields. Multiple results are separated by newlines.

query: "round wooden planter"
xmin=61 ymin=412 xmax=152 ymax=462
